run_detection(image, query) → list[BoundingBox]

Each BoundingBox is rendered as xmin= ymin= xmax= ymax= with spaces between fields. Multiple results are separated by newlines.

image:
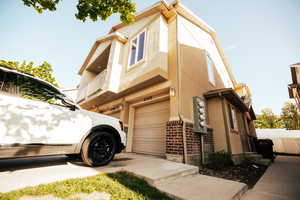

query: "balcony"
xmin=76 ymin=69 xmax=107 ymax=103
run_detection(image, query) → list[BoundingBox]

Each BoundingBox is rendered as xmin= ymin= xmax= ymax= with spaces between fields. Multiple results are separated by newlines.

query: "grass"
xmin=0 ymin=171 xmax=173 ymax=200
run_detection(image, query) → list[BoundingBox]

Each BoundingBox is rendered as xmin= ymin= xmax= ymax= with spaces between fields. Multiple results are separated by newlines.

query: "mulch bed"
xmin=199 ymin=162 xmax=268 ymax=188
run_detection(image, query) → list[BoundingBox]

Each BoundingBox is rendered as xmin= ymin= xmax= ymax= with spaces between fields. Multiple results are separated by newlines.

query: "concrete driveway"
xmin=0 ymin=153 xmax=197 ymax=193
xmin=0 ymin=153 xmax=247 ymax=200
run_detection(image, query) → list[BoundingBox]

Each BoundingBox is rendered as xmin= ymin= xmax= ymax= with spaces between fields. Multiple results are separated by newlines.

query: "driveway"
xmin=0 ymin=153 xmax=197 ymax=193
xmin=0 ymin=153 xmax=247 ymax=200
xmin=243 ymin=156 xmax=300 ymax=200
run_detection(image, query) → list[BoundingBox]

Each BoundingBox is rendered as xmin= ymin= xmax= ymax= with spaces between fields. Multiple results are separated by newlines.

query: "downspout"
xmin=220 ymin=94 xmax=232 ymax=154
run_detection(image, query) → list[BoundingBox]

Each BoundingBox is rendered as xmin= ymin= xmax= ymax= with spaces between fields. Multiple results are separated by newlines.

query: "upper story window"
xmin=129 ymin=31 xmax=146 ymax=67
xmin=227 ymin=103 xmax=238 ymax=131
xmin=207 ymin=54 xmax=215 ymax=86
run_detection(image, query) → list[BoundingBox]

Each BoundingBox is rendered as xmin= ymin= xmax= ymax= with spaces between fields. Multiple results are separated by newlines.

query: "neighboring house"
xmin=288 ymin=63 xmax=300 ymax=111
xmin=76 ymin=0 xmax=257 ymax=165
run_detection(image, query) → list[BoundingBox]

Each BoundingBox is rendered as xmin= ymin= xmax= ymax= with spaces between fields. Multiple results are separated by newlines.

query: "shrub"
xmin=206 ymin=150 xmax=233 ymax=170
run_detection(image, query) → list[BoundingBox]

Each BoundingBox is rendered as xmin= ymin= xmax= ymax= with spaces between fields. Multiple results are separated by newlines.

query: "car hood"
xmin=78 ymin=108 xmax=120 ymax=126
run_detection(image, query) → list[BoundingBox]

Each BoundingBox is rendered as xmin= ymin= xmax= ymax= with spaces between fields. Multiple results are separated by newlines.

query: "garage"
xmin=132 ymin=100 xmax=170 ymax=156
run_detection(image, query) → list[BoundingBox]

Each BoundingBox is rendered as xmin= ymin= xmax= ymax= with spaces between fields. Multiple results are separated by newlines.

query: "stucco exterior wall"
xmin=118 ymin=15 xmax=169 ymax=92
xmin=177 ymin=15 xmax=229 ymax=122
xmin=79 ymin=70 xmax=96 ymax=89
xmin=206 ymin=98 xmax=228 ymax=152
xmin=177 ymin=16 xmax=233 ymax=88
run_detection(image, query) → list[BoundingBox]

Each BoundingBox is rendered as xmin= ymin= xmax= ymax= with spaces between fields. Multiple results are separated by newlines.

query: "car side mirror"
xmin=69 ymin=104 xmax=77 ymax=111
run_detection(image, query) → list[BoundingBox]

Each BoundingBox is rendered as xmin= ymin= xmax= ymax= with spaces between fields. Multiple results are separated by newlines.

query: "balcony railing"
xmin=76 ymin=69 xmax=107 ymax=103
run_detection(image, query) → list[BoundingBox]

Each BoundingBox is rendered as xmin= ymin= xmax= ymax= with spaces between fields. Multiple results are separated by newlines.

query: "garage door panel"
xmin=134 ymin=123 xmax=166 ymax=129
xmin=133 ymin=100 xmax=169 ymax=156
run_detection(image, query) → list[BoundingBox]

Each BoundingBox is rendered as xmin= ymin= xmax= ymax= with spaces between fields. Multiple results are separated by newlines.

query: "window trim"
xmin=206 ymin=53 xmax=216 ymax=86
xmin=227 ymin=103 xmax=239 ymax=133
xmin=127 ymin=30 xmax=147 ymax=70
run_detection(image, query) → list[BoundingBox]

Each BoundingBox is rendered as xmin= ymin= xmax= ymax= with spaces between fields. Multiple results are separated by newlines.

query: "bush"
xmin=206 ymin=151 xmax=233 ymax=170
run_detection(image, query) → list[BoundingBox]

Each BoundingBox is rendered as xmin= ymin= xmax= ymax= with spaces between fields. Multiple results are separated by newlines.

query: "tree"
xmin=281 ymin=102 xmax=300 ymax=130
xmin=22 ymin=0 xmax=136 ymax=24
xmin=254 ymin=108 xmax=283 ymax=129
xmin=0 ymin=60 xmax=59 ymax=87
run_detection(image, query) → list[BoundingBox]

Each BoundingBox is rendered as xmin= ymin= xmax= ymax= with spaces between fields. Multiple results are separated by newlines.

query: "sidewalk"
xmin=243 ymin=156 xmax=300 ymax=200
xmin=0 ymin=153 xmax=247 ymax=200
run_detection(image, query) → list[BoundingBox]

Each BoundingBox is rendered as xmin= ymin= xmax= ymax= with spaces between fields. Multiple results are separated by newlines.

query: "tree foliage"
xmin=281 ymin=102 xmax=300 ymax=130
xmin=254 ymin=108 xmax=283 ymax=129
xmin=0 ymin=60 xmax=59 ymax=87
xmin=22 ymin=0 xmax=136 ymax=24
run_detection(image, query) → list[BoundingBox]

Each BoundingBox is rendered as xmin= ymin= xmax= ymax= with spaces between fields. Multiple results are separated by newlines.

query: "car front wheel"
xmin=81 ymin=132 xmax=116 ymax=167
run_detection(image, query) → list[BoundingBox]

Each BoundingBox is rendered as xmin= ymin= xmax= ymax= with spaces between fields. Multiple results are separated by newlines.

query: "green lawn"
xmin=0 ymin=171 xmax=173 ymax=200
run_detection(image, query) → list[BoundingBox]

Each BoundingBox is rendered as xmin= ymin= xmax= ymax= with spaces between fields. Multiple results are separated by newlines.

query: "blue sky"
xmin=1 ymin=0 xmax=299 ymax=114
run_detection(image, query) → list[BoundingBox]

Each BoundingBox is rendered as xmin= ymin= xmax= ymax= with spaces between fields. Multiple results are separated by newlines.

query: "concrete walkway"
xmin=243 ymin=156 xmax=300 ymax=200
xmin=0 ymin=153 xmax=247 ymax=200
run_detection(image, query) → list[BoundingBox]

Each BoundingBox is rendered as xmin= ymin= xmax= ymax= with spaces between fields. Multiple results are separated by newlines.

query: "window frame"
xmin=206 ymin=53 xmax=216 ymax=86
xmin=127 ymin=30 xmax=147 ymax=69
xmin=227 ymin=103 xmax=239 ymax=132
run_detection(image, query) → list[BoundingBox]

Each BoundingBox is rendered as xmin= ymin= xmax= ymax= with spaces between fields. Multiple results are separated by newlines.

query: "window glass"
xmin=0 ymin=69 xmax=67 ymax=107
xmin=228 ymin=103 xmax=238 ymax=131
xmin=129 ymin=31 xmax=146 ymax=67
xmin=130 ymin=45 xmax=137 ymax=66
xmin=137 ymin=32 xmax=145 ymax=61
xmin=0 ymin=70 xmax=19 ymax=95
xmin=207 ymin=55 xmax=215 ymax=86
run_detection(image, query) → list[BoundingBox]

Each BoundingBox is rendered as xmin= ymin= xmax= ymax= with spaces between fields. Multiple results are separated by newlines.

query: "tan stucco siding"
xmin=229 ymin=133 xmax=243 ymax=154
xmin=116 ymin=14 xmax=158 ymax=38
xmin=79 ymin=70 xmax=96 ymax=89
xmin=177 ymin=16 xmax=233 ymax=89
xmin=177 ymin=15 xmax=227 ymax=121
xmin=224 ymin=102 xmax=244 ymax=154
xmin=119 ymin=15 xmax=168 ymax=92
xmin=87 ymin=40 xmax=112 ymax=67
xmin=206 ymin=98 xmax=228 ymax=152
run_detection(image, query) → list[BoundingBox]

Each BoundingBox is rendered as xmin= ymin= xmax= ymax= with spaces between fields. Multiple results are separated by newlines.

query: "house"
xmin=288 ymin=63 xmax=300 ymax=111
xmin=76 ymin=0 xmax=257 ymax=165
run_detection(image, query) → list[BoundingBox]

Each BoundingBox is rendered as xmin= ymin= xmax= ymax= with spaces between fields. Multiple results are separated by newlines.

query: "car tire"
xmin=81 ymin=131 xmax=116 ymax=167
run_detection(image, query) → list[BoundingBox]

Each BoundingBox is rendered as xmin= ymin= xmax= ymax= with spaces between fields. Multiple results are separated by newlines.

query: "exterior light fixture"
xmin=170 ymin=87 xmax=176 ymax=97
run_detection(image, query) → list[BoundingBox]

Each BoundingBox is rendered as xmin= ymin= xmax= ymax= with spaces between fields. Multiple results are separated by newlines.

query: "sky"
xmin=1 ymin=0 xmax=300 ymax=115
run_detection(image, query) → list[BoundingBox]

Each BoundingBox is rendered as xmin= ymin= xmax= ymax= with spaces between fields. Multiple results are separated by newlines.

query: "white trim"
xmin=128 ymin=30 xmax=147 ymax=69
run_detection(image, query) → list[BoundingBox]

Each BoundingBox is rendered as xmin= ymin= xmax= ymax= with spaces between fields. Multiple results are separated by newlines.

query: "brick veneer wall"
xmin=185 ymin=122 xmax=201 ymax=154
xmin=203 ymin=128 xmax=215 ymax=162
xmin=166 ymin=120 xmax=184 ymax=155
xmin=166 ymin=120 xmax=215 ymax=165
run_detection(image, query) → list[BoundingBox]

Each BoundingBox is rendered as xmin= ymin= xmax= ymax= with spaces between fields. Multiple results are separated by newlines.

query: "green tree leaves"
xmin=254 ymin=108 xmax=283 ymax=129
xmin=254 ymin=103 xmax=300 ymax=130
xmin=0 ymin=60 xmax=59 ymax=87
xmin=281 ymin=102 xmax=300 ymax=130
xmin=22 ymin=0 xmax=136 ymax=24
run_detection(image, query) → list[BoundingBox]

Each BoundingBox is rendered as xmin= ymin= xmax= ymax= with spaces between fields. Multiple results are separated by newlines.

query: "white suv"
xmin=0 ymin=65 xmax=126 ymax=166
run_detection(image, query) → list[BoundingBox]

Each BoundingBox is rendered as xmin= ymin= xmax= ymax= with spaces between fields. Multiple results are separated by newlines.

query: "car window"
xmin=0 ymin=68 xmax=68 ymax=107
xmin=0 ymin=69 xmax=20 ymax=95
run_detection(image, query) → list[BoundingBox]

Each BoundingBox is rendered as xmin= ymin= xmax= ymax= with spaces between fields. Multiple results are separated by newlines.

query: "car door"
xmin=0 ymin=69 xmax=92 ymax=155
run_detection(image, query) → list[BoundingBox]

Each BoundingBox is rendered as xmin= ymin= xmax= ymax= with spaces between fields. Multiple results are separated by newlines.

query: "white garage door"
xmin=133 ymin=100 xmax=170 ymax=156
